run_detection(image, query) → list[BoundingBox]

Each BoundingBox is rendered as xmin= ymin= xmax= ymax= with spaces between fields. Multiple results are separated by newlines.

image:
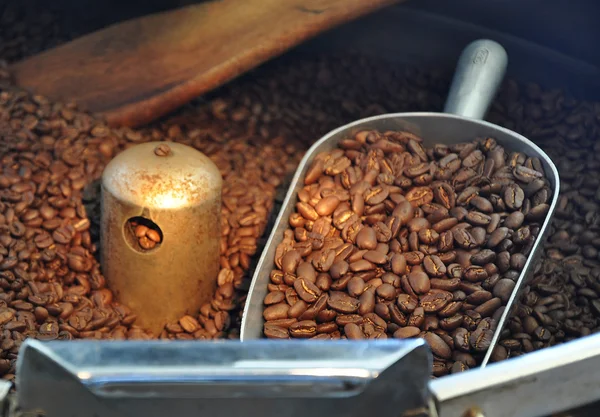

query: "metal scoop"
xmin=240 ymin=39 xmax=560 ymax=367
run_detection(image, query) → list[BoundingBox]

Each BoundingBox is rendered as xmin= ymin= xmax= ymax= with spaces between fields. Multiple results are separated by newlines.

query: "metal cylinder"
xmin=100 ymin=142 xmax=222 ymax=336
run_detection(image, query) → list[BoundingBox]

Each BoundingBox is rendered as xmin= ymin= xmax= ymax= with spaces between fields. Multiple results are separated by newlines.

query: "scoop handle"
xmin=443 ymin=39 xmax=508 ymax=120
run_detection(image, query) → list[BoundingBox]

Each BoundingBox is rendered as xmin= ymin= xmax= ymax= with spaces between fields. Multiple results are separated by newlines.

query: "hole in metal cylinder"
xmin=124 ymin=216 xmax=163 ymax=252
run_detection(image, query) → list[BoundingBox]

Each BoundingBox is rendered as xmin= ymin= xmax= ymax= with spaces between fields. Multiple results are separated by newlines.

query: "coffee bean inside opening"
xmin=125 ymin=217 xmax=163 ymax=251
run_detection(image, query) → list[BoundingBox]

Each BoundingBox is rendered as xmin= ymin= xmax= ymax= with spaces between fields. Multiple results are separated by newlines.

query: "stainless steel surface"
xmin=431 ymin=332 xmax=600 ymax=417
xmin=241 ymin=40 xmax=560 ymax=369
xmin=444 ymin=39 xmax=508 ymax=119
xmin=0 ymin=380 xmax=11 ymax=416
xmin=13 ymin=333 xmax=600 ymax=417
xmin=15 ymin=339 xmax=431 ymax=417
xmin=101 ymin=141 xmax=222 ymax=335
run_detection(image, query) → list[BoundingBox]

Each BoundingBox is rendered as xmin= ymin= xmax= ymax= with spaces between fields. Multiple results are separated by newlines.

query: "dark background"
xmin=44 ymin=0 xmax=600 ymax=68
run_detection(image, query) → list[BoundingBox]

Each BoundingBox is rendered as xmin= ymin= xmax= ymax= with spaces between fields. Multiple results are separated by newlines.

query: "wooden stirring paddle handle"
xmin=10 ymin=0 xmax=404 ymax=127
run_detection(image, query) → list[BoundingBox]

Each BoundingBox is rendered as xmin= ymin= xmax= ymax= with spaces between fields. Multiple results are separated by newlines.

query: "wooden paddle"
xmin=10 ymin=0 xmax=405 ymax=127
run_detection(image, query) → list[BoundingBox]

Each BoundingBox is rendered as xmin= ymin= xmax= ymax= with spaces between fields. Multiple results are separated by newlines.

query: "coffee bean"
xmin=376 ymin=283 xmax=396 ymax=300
xmin=466 ymin=211 xmax=491 ymax=226
xmin=510 ymin=253 xmax=527 ymax=271
xmin=289 ymin=320 xmax=317 ymax=338
xmin=391 ymin=254 xmax=407 ymax=275
xmin=420 ymin=290 xmax=452 ymax=312
xmin=408 ymin=306 xmax=425 ymax=327
xmin=504 ymin=211 xmax=525 ymax=229
xmin=424 ymin=331 xmax=452 ymax=359
xmin=440 ymin=314 xmax=464 ymax=331
xmin=315 ymin=196 xmax=341 ymax=216
xmin=487 ymin=227 xmax=510 ymax=248
xmin=430 ymin=278 xmax=461 ymax=292
xmin=453 ymin=228 xmax=476 ymax=249
xmin=490 ymin=345 xmax=509 ymax=362
xmin=493 ymin=279 xmax=516 ymax=303
xmin=344 ymin=323 xmax=364 ymax=339
xmin=288 ymin=300 xmax=308 ymax=318
xmin=474 ymin=298 xmax=502 ymax=317
xmin=263 ymin=303 xmax=290 ymax=321
xmin=397 ymin=294 xmax=418 ymax=313
xmin=179 ymin=316 xmax=200 ymax=333
xmin=408 ymin=271 xmax=430 ymax=294
xmin=330 ymin=261 xmax=349 ymax=280
xmin=281 ymin=250 xmax=302 ymax=274
xmin=358 ymin=291 xmax=375 ymax=315
xmin=347 ymin=277 xmax=366 ymax=297
xmin=504 ymin=184 xmax=525 ymax=210
xmin=294 ymin=278 xmax=322 ymax=303
xmin=393 ymin=326 xmax=420 ymax=339
xmin=422 ymin=256 xmax=444 ymax=278
xmin=327 ymin=291 xmax=360 ymax=313
xmin=389 ymin=304 xmax=407 ymax=326
xmin=356 ymin=227 xmax=377 ymax=250
xmin=363 ymin=250 xmax=387 ymax=264
xmin=336 ymin=314 xmax=363 ymax=326
xmin=470 ymin=327 xmax=494 ymax=352
xmin=297 ymin=263 xmax=317 ymax=283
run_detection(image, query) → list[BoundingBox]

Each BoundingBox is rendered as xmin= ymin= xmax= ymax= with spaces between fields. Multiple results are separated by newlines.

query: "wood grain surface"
xmin=10 ymin=0 xmax=405 ymax=127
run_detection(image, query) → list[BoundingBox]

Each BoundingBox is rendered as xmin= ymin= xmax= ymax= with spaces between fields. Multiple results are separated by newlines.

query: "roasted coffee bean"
xmin=281 ymin=250 xmax=302 ymax=274
xmin=430 ymin=278 xmax=461 ymax=292
xmin=347 ymin=277 xmax=366 ymax=297
xmin=358 ymin=291 xmax=375 ymax=315
xmin=335 ymin=314 xmax=363 ymax=327
xmin=408 ymin=307 xmax=425 ymax=328
xmin=471 ymin=249 xmax=496 ymax=265
xmin=376 ymin=283 xmax=396 ymax=300
xmin=294 ymin=278 xmax=322 ymax=303
xmin=470 ymin=327 xmax=494 ymax=352
xmin=474 ymin=298 xmax=502 ymax=318
xmin=263 ymin=323 xmax=290 ymax=339
xmin=397 ymin=294 xmax=419 ymax=313
xmin=453 ymin=228 xmax=476 ymax=249
xmin=423 ymin=255 xmax=446 ymax=277
xmin=344 ymin=323 xmax=364 ymax=339
xmin=356 ymin=227 xmax=378 ymax=250
xmin=393 ymin=326 xmax=421 ymax=339
xmin=504 ymin=184 xmax=525 ymax=210
xmin=263 ymin=303 xmax=290 ymax=321
xmin=288 ymin=301 xmax=308 ymax=318
xmin=463 ymin=266 xmax=489 ymax=282
xmin=420 ymin=290 xmax=453 ymax=313
xmin=424 ymin=331 xmax=452 ymax=359
xmin=440 ymin=314 xmax=464 ymax=331
xmin=504 ymin=211 xmax=525 ymax=229
xmin=454 ymin=328 xmax=471 ymax=352
xmin=487 ymin=228 xmax=510 ymax=248
xmin=408 ymin=271 xmax=430 ymax=294
xmin=317 ymin=309 xmax=337 ymax=323
xmin=327 ymin=291 xmax=360 ymax=313
xmin=289 ymin=320 xmax=317 ymax=338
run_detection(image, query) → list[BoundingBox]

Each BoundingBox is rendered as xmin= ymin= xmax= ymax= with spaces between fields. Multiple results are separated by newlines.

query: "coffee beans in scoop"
xmin=263 ymin=129 xmax=553 ymax=375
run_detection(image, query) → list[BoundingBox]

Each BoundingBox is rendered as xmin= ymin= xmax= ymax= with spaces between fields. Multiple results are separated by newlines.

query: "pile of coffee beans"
xmin=261 ymin=128 xmax=553 ymax=374
xmin=487 ymin=82 xmax=600 ymax=361
xmin=127 ymin=217 xmax=163 ymax=251
xmin=0 ymin=67 xmax=303 ymax=378
xmin=1 ymin=0 xmax=600 ymax=383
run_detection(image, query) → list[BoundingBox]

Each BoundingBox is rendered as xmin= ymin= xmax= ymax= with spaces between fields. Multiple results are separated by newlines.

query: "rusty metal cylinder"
xmin=100 ymin=142 xmax=222 ymax=336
